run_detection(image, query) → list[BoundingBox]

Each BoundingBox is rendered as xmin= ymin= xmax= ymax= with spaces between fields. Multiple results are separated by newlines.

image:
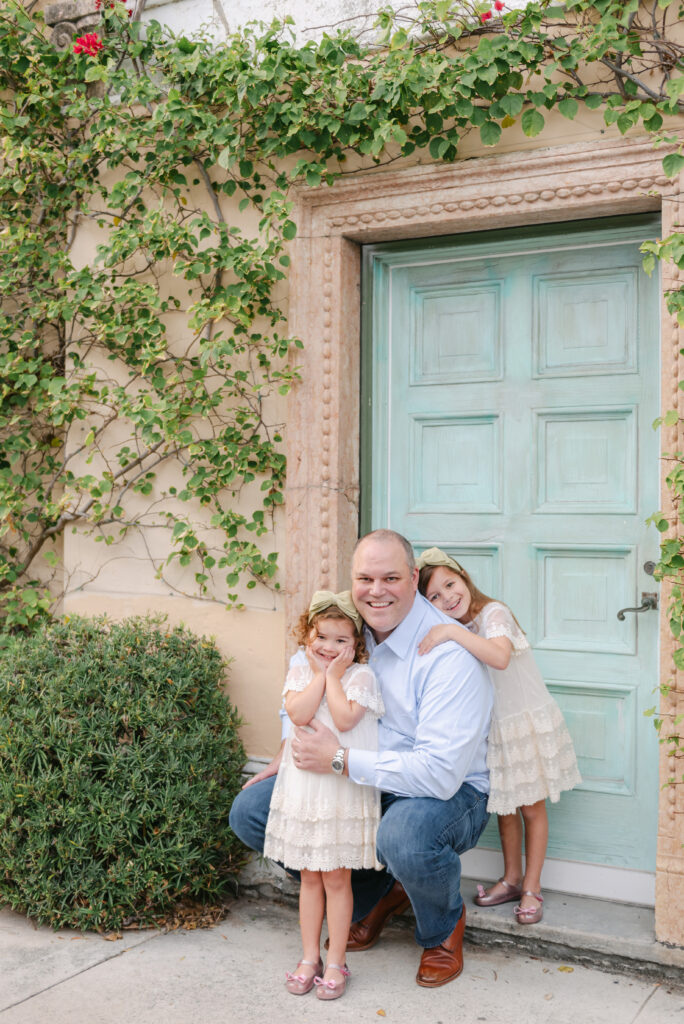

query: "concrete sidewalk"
xmin=1 ymin=895 xmax=683 ymax=1024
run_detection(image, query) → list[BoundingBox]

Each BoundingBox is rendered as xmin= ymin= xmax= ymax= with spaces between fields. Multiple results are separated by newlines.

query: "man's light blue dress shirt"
xmin=282 ymin=593 xmax=492 ymax=801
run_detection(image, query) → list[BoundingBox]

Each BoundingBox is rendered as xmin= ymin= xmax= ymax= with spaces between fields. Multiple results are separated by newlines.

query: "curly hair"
xmin=294 ymin=605 xmax=369 ymax=664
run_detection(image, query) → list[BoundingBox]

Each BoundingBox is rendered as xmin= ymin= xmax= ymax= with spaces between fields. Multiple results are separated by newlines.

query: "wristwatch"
xmin=331 ymin=747 xmax=346 ymax=775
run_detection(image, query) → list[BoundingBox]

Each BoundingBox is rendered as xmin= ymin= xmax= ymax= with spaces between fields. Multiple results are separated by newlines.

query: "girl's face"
xmin=308 ymin=617 xmax=356 ymax=663
xmin=424 ymin=566 xmax=472 ymax=622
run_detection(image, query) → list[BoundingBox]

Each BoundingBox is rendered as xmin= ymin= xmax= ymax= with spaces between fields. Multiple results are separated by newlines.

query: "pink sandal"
xmin=514 ymin=891 xmax=543 ymax=925
xmin=474 ymin=878 xmax=522 ymax=907
xmin=314 ymin=963 xmax=350 ymax=1001
xmin=285 ymin=957 xmax=323 ymax=995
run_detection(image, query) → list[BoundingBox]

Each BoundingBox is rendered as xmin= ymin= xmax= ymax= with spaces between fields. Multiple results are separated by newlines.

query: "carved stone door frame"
xmin=286 ymin=135 xmax=683 ymax=944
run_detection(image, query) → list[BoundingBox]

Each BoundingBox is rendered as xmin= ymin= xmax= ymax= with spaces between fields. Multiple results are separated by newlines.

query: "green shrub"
xmin=0 ymin=615 xmax=246 ymax=930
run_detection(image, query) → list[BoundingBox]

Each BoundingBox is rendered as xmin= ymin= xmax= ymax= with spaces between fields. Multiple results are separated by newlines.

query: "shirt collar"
xmin=363 ymin=593 xmax=429 ymax=661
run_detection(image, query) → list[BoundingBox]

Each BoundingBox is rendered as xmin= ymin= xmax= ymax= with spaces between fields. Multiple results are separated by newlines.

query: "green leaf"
xmin=499 ymin=94 xmax=524 ymax=118
xmin=558 ymin=97 xmax=579 ymax=120
xmin=663 ymin=153 xmax=684 ymax=179
xmin=521 ymin=108 xmax=545 ymax=137
xmin=480 ymin=121 xmax=502 ymax=147
xmin=84 ymin=64 xmax=107 ymax=83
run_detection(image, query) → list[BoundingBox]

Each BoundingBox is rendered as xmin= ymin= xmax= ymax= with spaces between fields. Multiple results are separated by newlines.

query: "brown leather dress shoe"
xmin=415 ymin=906 xmax=466 ymax=988
xmin=345 ymin=880 xmax=411 ymax=952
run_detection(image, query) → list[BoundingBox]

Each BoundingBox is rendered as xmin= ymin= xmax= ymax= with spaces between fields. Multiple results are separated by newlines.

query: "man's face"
xmin=351 ymin=537 xmax=418 ymax=643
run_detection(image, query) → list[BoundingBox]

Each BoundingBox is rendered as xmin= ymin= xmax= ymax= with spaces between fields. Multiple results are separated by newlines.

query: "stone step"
xmin=237 ymin=856 xmax=684 ymax=984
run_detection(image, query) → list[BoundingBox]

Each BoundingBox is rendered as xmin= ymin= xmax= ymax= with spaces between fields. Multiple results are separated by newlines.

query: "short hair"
xmin=353 ymin=529 xmax=415 ymax=572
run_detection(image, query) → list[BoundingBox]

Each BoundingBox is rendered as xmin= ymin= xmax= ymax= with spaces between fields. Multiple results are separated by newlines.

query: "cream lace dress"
xmin=466 ymin=602 xmax=581 ymax=815
xmin=263 ymin=659 xmax=385 ymax=871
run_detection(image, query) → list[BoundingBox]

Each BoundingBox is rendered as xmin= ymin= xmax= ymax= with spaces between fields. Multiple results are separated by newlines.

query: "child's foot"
xmin=285 ymin=957 xmax=323 ymax=995
xmin=315 ymin=963 xmax=351 ymax=1001
xmin=473 ymin=877 xmax=522 ymax=907
xmin=514 ymin=890 xmax=543 ymax=925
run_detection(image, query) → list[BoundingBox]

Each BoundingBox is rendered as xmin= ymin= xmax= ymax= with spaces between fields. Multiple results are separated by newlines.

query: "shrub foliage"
xmin=0 ymin=615 xmax=246 ymax=930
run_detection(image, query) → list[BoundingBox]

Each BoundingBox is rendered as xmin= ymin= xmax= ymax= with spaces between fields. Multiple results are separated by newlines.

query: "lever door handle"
xmin=616 ymin=593 xmax=658 ymax=620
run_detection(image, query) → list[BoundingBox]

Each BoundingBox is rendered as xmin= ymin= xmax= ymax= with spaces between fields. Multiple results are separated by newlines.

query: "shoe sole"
xmin=415 ymin=965 xmax=464 ymax=988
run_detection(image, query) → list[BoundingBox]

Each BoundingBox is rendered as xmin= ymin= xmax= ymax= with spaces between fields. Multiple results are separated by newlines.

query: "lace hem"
xmin=486 ymin=704 xmax=581 ymax=814
xmin=264 ymin=808 xmax=382 ymax=870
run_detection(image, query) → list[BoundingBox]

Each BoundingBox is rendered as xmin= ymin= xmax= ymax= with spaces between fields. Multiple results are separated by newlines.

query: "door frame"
xmin=286 ymin=134 xmax=684 ymax=941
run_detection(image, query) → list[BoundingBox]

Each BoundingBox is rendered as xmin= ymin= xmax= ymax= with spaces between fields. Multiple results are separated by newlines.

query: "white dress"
xmin=466 ymin=602 xmax=581 ymax=816
xmin=263 ymin=658 xmax=385 ymax=871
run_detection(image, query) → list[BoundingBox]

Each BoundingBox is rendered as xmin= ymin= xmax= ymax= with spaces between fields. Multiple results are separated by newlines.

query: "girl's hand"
xmin=326 ymin=643 xmax=355 ymax=680
xmin=305 ymin=644 xmax=328 ymax=675
xmin=418 ymin=624 xmax=460 ymax=655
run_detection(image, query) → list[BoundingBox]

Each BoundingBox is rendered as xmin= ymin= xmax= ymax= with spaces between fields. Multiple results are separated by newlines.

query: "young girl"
xmin=263 ymin=590 xmax=384 ymax=999
xmin=416 ymin=547 xmax=581 ymax=925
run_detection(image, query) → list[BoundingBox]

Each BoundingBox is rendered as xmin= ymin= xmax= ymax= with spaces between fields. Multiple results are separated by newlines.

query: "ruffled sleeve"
xmin=282 ymin=657 xmax=311 ymax=695
xmin=480 ymin=602 xmax=530 ymax=653
xmin=344 ymin=664 xmax=385 ymax=718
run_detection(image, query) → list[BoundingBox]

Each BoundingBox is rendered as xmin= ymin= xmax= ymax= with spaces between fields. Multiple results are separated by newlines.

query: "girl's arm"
xmin=324 ymin=646 xmax=367 ymax=732
xmin=284 ymin=649 xmax=327 ymax=725
xmin=418 ymin=623 xmax=512 ymax=670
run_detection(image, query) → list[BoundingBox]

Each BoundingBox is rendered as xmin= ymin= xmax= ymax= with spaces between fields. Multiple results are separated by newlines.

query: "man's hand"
xmin=241 ymin=742 xmax=284 ymax=788
xmin=292 ymin=719 xmax=339 ymax=773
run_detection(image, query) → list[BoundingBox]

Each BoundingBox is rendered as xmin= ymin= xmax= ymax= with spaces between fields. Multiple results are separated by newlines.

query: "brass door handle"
xmin=616 ymin=593 xmax=658 ymax=620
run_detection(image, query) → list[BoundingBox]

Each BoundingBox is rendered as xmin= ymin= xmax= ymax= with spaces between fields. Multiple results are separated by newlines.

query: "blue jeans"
xmin=229 ymin=777 xmax=489 ymax=948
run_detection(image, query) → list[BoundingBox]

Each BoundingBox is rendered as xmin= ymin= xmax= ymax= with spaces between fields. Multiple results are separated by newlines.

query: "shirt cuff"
xmin=348 ymin=748 xmax=377 ymax=787
xmin=279 ymin=712 xmax=291 ymax=742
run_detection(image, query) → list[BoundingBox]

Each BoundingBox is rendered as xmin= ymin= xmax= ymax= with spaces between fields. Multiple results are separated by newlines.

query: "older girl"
xmin=416 ymin=548 xmax=580 ymax=924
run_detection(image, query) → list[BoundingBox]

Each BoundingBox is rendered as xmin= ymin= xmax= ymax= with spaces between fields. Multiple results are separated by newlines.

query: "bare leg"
xmin=498 ymin=811 xmax=524 ymax=887
xmin=519 ymin=800 xmax=548 ymax=912
xmin=296 ymin=869 xmax=325 ymax=980
xmin=476 ymin=812 xmax=523 ymax=902
xmin=321 ymin=868 xmax=353 ymax=985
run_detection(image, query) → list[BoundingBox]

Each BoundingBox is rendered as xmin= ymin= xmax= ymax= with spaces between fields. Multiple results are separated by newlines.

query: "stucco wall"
xmin=60 ymin=0 xmax=675 ymax=760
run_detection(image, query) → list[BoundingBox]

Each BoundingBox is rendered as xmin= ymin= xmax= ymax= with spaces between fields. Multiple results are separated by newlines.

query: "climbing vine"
xmin=0 ymin=0 xmax=682 ymax=656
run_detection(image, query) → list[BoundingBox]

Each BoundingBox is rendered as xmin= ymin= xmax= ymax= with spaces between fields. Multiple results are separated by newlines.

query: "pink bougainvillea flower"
xmin=73 ymin=32 xmax=104 ymax=57
xmin=480 ymin=10 xmax=493 ymax=21
xmin=494 ymin=0 xmax=505 ymax=10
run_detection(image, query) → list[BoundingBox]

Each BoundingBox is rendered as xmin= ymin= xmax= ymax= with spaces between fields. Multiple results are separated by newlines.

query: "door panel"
xmin=362 ymin=216 xmax=660 ymax=871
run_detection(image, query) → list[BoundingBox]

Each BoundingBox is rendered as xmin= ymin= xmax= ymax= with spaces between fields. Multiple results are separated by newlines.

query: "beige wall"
xmin=63 ymin=110 xmax=675 ymax=758
xmin=60 ymin=80 xmax=684 ymax=941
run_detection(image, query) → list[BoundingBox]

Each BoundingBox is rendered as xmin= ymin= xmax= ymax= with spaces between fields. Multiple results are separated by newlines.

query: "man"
xmin=229 ymin=529 xmax=492 ymax=987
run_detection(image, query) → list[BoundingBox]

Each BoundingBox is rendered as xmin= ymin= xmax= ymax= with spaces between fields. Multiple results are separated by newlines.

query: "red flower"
xmin=480 ymin=10 xmax=493 ymax=21
xmin=94 ymin=0 xmax=102 ymax=8
xmin=73 ymin=32 xmax=104 ymax=57
xmin=494 ymin=0 xmax=504 ymax=10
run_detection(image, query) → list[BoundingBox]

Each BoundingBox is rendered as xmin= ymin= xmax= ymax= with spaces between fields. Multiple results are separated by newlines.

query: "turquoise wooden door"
xmin=362 ymin=215 xmax=660 ymax=873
